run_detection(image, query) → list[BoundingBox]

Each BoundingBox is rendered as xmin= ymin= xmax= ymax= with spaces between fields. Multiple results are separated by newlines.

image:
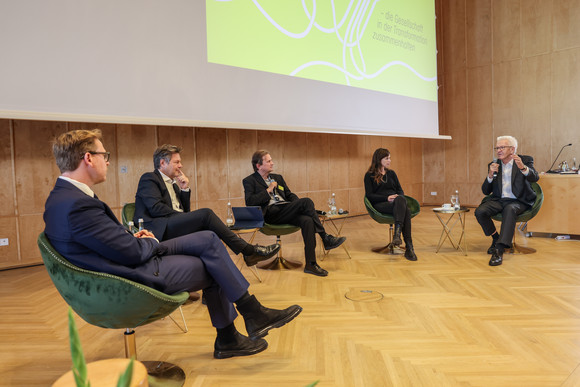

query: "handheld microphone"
xmin=492 ymin=159 xmax=498 ymax=179
xmin=547 ymin=143 xmax=572 ymax=173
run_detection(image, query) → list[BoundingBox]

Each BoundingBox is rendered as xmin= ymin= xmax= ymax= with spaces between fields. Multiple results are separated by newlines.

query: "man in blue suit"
xmin=475 ymin=135 xmax=539 ymax=266
xmin=134 ymin=144 xmax=280 ymax=267
xmin=43 ymin=129 xmax=301 ymax=359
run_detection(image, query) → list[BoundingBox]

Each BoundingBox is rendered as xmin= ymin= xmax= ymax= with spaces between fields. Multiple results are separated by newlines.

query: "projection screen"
xmin=0 ymin=0 xmax=443 ymax=138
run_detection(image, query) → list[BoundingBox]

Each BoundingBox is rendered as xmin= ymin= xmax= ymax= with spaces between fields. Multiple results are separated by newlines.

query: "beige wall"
xmin=428 ymin=0 xmax=580 ymax=207
xmin=0 ymin=120 xmax=423 ymax=269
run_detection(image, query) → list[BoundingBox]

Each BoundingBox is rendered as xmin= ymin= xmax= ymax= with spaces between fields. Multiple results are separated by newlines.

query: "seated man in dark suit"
xmin=243 ymin=150 xmax=346 ymax=277
xmin=134 ymin=144 xmax=279 ymax=267
xmin=43 ymin=130 xmax=302 ymax=359
xmin=475 ymin=135 xmax=539 ymax=266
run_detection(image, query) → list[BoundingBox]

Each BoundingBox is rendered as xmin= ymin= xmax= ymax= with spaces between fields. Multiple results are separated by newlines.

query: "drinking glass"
xmin=450 ymin=195 xmax=458 ymax=209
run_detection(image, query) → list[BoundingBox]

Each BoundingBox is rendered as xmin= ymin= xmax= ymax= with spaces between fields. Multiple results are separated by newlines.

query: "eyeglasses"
xmin=82 ymin=151 xmax=111 ymax=162
xmin=493 ymin=146 xmax=513 ymax=151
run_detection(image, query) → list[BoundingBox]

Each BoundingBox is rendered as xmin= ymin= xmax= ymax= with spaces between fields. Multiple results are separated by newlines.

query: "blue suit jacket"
xmin=43 ymin=178 xmax=167 ymax=290
xmin=482 ymin=155 xmax=539 ymax=207
xmin=134 ymin=170 xmax=191 ymax=239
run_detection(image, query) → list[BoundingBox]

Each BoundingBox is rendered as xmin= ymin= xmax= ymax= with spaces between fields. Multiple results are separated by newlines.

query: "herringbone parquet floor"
xmin=2 ymin=208 xmax=580 ymax=386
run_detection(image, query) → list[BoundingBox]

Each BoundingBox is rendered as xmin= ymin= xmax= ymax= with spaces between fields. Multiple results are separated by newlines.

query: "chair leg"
xmin=167 ymin=306 xmax=188 ymax=333
xmin=125 ymin=329 xmax=186 ymax=385
xmin=236 ymin=255 xmax=263 ymax=282
xmin=258 ymin=235 xmax=302 ymax=270
xmin=509 ymin=231 xmax=536 ymax=254
xmin=371 ymin=224 xmax=403 ymax=255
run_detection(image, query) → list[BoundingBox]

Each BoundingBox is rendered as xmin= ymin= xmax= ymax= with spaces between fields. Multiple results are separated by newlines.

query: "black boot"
xmin=392 ymin=224 xmax=402 ymax=247
xmin=214 ymin=324 xmax=268 ymax=359
xmin=236 ymin=294 xmax=302 ymax=340
xmin=404 ymin=241 xmax=417 ymax=261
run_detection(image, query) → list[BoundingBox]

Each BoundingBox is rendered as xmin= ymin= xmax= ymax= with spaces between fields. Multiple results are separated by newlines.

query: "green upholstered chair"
xmin=37 ymin=232 xmax=189 ymax=385
xmin=121 ymin=201 xmax=189 ymax=329
xmin=487 ymin=182 xmax=544 ymax=254
xmin=259 ymin=223 xmax=302 ymax=269
xmin=364 ymin=196 xmax=421 ymax=254
xmin=121 ymin=202 xmax=137 ymax=233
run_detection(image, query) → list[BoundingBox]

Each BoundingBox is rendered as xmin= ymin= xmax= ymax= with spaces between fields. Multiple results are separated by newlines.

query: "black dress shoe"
xmin=322 ymin=234 xmax=346 ymax=250
xmin=243 ymin=243 xmax=280 ymax=266
xmin=214 ymin=331 xmax=268 ymax=359
xmin=489 ymin=248 xmax=503 ymax=266
xmin=304 ymin=262 xmax=328 ymax=276
xmin=404 ymin=246 xmax=417 ymax=261
xmin=487 ymin=238 xmax=498 ymax=254
xmin=241 ymin=300 xmax=303 ymax=340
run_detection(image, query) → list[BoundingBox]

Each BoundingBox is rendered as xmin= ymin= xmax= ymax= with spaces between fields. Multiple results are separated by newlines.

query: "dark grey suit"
xmin=475 ymin=155 xmax=539 ymax=248
xmin=134 ymin=170 xmax=247 ymax=253
xmin=243 ymin=172 xmax=325 ymax=264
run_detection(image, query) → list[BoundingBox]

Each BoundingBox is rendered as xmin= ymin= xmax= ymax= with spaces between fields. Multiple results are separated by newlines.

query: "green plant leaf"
xmin=305 ymin=382 xmax=320 ymax=387
xmin=116 ymin=357 xmax=134 ymax=387
xmin=68 ymin=308 xmax=90 ymax=387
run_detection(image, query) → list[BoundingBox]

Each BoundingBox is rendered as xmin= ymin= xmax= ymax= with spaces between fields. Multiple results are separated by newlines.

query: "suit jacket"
xmin=134 ymin=170 xmax=191 ymax=239
xmin=243 ymin=172 xmax=299 ymax=215
xmin=482 ymin=155 xmax=539 ymax=207
xmin=43 ymin=178 xmax=167 ymax=290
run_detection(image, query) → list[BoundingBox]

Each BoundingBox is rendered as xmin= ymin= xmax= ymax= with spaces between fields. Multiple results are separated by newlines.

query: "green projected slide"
xmin=206 ymin=0 xmax=437 ymax=102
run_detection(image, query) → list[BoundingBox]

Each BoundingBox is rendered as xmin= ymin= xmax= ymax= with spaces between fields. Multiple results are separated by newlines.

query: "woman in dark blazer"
xmin=364 ymin=148 xmax=417 ymax=261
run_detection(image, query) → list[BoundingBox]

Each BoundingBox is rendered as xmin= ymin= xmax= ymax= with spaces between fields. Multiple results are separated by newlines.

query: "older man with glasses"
xmin=474 ymin=135 xmax=539 ymax=266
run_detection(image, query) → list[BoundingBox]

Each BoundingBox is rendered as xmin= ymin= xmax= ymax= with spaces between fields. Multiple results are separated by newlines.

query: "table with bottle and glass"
xmin=319 ymin=193 xmax=352 ymax=259
xmin=433 ymin=191 xmax=469 ymax=255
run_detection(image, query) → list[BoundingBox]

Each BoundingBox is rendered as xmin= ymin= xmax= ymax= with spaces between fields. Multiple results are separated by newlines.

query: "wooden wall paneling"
xmin=467 ymin=65 xmax=493 ymax=205
xmin=68 ymin=123 xmax=119 ymax=206
xmin=282 ymin=131 xmax=308 ymax=193
xmin=444 ymin=69 xmax=468 ymax=201
xmin=157 ymin=126 xmax=197 ymax=202
xmin=435 ymin=0 xmax=444 ymax=78
xmin=195 ymin=127 xmax=228 ymax=207
xmin=441 ymin=0 xmax=467 ymax=73
xmin=13 ymin=120 xmax=65 ymax=215
xmin=0 ymin=217 xmax=19 ymax=267
xmin=522 ymin=0 xmax=553 ymax=56
xmin=521 ymin=55 xmax=552 ymax=172
xmin=347 ymin=135 xmax=366 ymax=195
xmin=225 ymin=129 xmax=256 ymax=200
xmin=492 ymin=60 xmax=522 ymax=137
xmin=329 ymin=134 xmax=350 ymax=191
xmin=348 ymin=187 xmax=365 ymax=215
xmin=422 ymin=139 xmax=446 ymax=205
xmin=307 ymin=133 xmax=330 ymax=193
xmin=492 ymin=0 xmax=521 ymax=62
xmin=256 ymin=130 xmax=286 ymax=177
xmin=466 ymin=0 xmax=492 ymax=68
xmin=551 ymin=48 xmax=580 ymax=170
xmin=553 ymin=0 xmax=580 ymax=50
xmin=17 ymin=214 xmax=44 ymax=265
xmin=0 ymin=120 xmax=15 ymax=216
xmin=116 ymin=125 xmax=157 ymax=206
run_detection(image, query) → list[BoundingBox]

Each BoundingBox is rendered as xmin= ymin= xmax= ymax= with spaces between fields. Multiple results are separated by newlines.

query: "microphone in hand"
xmin=490 ymin=159 xmax=498 ymax=179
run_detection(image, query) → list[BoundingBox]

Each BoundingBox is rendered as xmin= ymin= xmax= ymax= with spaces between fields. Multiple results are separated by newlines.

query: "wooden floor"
xmin=2 ymin=207 xmax=580 ymax=387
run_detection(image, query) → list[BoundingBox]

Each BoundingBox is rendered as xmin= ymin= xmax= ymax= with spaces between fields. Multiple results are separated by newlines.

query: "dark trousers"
xmin=264 ymin=198 xmax=325 ymax=264
xmin=475 ymin=198 xmax=528 ymax=248
xmin=156 ymin=230 xmax=250 ymax=329
xmin=373 ymin=195 xmax=412 ymax=243
xmin=163 ymin=208 xmax=247 ymax=254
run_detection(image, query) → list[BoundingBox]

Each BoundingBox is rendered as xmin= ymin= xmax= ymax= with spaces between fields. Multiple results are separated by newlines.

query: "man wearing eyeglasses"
xmin=43 ymin=129 xmax=302 ymax=358
xmin=475 ymin=135 xmax=539 ymax=266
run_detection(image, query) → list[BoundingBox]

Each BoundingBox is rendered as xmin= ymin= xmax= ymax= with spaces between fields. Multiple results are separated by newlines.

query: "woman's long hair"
xmin=367 ymin=148 xmax=390 ymax=184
